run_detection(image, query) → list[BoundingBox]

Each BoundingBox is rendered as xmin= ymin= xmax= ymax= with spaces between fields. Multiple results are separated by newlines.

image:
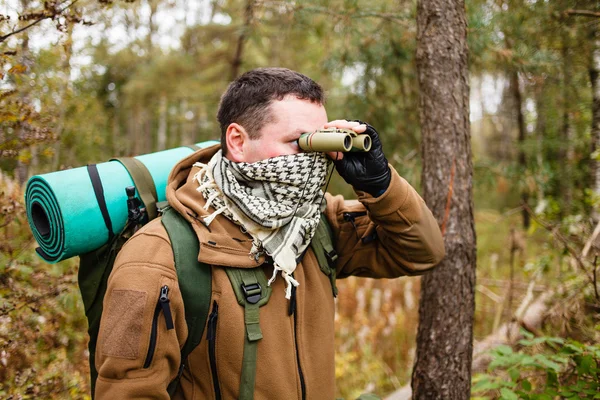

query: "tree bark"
xmin=230 ymin=0 xmax=255 ymax=81
xmin=411 ymin=0 xmax=476 ymax=399
xmin=504 ymin=31 xmax=530 ymax=227
xmin=15 ymin=0 xmax=32 ymax=186
xmin=52 ymin=22 xmax=74 ymax=171
xmin=534 ymin=84 xmax=546 ymax=205
xmin=591 ymin=26 xmax=600 ymax=209
xmin=561 ymin=35 xmax=574 ymax=215
xmin=147 ymin=0 xmax=158 ymax=54
xmin=509 ymin=69 xmax=530 ymax=228
xmin=157 ymin=93 xmax=168 ymax=150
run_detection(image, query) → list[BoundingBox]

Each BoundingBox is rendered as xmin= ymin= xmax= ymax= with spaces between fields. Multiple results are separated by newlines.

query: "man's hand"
xmin=323 ymin=120 xmax=391 ymax=197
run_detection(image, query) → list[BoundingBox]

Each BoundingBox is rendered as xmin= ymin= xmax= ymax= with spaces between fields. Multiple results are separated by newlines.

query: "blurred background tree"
xmin=1 ymin=0 xmax=600 ymax=399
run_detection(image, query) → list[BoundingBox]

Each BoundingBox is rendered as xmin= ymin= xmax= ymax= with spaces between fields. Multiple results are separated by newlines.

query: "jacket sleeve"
xmin=325 ymin=165 xmax=445 ymax=279
xmin=94 ymin=224 xmax=188 ymax=400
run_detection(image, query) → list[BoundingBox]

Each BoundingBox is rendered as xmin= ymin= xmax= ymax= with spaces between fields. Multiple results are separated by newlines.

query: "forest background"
xmin=1 ymin=0 xmax=600 ymax=399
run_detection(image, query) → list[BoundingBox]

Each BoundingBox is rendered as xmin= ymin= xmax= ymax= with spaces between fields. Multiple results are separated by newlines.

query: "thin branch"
xmin=0 ymin=0 xmax=79 ymax=43
xmin=0 ymin=287 xmax=68 ymax=316
xmin=290 ymin=4 xmax=412 ymax=27
xmin=594 ymin=256 xmax=599 ymax=302
xmin=582 ymin=219 xmax=600 ymax=258
xmin=478 ymin=277 xmax=546 ymax=291
xmin=564 ymin=9 xmax=600 ymax=18
xmin=521 ymin=202 xmax=595 ymax=287
xmin=476 ymin=284 xmax=503 ymax=303
xmin=0 ymin=15 xmax=47 ymax=42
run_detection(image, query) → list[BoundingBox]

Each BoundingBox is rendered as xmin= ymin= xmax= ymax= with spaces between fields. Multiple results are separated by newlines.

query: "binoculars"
xmin=298 ymin=128 xmax=371 ymax=152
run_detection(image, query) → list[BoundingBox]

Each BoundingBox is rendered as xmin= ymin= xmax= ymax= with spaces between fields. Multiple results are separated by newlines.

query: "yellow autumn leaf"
xmin=8 ymin=64 xmax=27 ymax=74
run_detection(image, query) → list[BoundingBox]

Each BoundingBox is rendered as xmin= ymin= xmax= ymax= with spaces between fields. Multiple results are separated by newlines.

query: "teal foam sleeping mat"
xmin=25 ymin=141 xmax=218 ymax=263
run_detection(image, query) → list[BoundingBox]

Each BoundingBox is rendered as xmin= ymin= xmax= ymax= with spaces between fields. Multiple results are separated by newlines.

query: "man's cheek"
xmin=267 ymin=145 xmax=295 ymax=159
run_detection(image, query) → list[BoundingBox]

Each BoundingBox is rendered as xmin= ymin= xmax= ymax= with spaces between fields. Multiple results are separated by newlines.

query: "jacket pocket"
xmin=207 ymin=301 xmax=221 ymax=400
xmin=144 ymin=285 xmax=174 ymax=368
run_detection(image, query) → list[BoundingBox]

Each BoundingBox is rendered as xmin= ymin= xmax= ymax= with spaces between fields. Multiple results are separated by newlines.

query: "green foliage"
xmin=473 ymin=333 xmax=600 ymax=400
xmin=0 ymin=173 xmax=89 ymax=398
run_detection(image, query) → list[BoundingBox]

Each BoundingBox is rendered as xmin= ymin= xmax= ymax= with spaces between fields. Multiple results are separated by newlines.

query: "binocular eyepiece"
xmin=298 ymin=128 xmax=372 ymax=153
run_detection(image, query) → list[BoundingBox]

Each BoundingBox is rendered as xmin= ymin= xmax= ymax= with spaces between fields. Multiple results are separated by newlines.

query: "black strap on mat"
xmin=87 ymin=164 xmax=114 ymax=239
xmin=112 ymin=157 xmax=159 ymax=220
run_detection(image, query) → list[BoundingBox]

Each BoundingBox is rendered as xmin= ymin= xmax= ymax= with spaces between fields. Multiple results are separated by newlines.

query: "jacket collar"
xmin=165 ymin=144 xmax=266 ymax=268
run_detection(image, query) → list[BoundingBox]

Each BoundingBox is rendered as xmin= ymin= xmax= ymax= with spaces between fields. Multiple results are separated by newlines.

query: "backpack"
xmin=77 ymin=154 xmax=338 ymax=399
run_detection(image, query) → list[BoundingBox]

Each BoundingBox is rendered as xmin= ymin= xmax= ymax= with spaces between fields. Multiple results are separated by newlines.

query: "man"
xmin=95 ymin=67 xmax=444 ymax=399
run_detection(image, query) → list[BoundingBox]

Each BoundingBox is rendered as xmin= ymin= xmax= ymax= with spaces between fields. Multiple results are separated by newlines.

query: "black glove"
xmin=333 ymin=121 xmax=391 ymax=197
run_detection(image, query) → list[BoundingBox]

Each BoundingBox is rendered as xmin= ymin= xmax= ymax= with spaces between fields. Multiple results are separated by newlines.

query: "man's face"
xmin=240 ymin=95 xmax=328 ymax=163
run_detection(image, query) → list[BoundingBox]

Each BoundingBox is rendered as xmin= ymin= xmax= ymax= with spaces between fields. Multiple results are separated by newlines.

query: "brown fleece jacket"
xmin=94 ymin=144 xmax=445 ymax=400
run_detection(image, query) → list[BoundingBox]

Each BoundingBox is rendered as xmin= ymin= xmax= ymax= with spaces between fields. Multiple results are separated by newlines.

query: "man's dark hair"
xmin=217 ymin=67 xmax=324 ymax=155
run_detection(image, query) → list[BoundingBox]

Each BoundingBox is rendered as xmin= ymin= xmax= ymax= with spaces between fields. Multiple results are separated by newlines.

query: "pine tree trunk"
xmin=230 ymin=0 xmax=255 ymax=80
xmin=562 ymin=36 xmax=573 ymax=215
xmin=591 ymin=26 xmax=600 ymax=207
xmin=147 ymin=0 xmax=158 ymax=54
xmin=157 ymin=94 xmax=168 ymax=150
xmin=52 ymin=22 xmax=74 ymax=171
xmin=510 ymin=70 xmax=530 ymax=228
xmin=534 ymin=85 xmax=546 ymax=205
xmin=411 ymin=0 xmax=476 ymax=398
xmin=15 ymin=0 xmax=32 ymax=185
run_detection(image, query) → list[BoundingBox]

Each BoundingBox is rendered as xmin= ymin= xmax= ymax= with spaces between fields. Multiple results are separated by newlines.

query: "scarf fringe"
xmin=268 ymin=266 xmax=300 ymax=300
xmin=203 ymin=205 xmax=227 ymax=226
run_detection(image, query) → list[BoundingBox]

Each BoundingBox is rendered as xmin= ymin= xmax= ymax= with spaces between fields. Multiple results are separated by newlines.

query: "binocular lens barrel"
xmin=298 ymin=131 xmax=371 ymax=152
xmin=298 ymin=132 xmax=352 ymax=152
xmin=351 ymin=134 xmax=371 ymax=152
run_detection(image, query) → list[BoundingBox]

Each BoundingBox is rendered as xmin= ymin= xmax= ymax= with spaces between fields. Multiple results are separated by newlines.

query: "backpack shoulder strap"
xmin=310 ymin=213 xmax=338 ymax=297
xmin=112 ymin=157 xmax=158 ymax=220
xmin=160 ymin=206 xmax=212 ymax=395
xmin=225 ymin=267 xmax=272 ymax=400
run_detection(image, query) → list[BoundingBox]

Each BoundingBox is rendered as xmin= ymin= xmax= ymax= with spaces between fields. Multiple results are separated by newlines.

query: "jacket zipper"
xmin=343 ymin=211 xmax=367 ymax=226
xmin=291 ymin=286 xmax=306 ymax=400
xmin=207 ymin=301 xmax=221 ymax=400
xmin=144 ymin=285 xmax=174 ymax=368
xmin=344 ymin=211 xmax=367 ymax=240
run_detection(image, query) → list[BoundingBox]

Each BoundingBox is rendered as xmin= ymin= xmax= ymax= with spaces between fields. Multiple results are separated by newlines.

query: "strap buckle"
xmin=241 ymin=283 xmax=262 ymax=304
xmin=325 ymin=249 xmax=338 ymax=264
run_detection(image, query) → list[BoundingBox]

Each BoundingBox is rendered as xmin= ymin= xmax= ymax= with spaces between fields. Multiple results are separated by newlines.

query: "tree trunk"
xmin=180 ymin=99 xmax=189 ymax=145
xmin=510 ymin=69 xmax=530 ymax=228
xmin=411 ymin=0 xmax=476 ymax=399
xmin=534 ymin=84 xmax=546 ymax=205
xmin=591 ymin=26 xmax=600 ymax=211
xmin=230 ymin=0 xmax=255 ymax=80
xmin=157 ymin=94 xmax=168 ymax=150
xmin=147 ymin=0 xmax=158 ymax=54
xmin=562 ymin=36 xmax=574 ymax=215
xmin=15 ymin=0 xmax=32 ymax=185
xmin=52 ymin=22 xmax=74 ymax=171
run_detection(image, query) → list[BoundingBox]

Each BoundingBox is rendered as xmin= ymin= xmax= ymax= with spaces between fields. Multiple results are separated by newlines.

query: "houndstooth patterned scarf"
xmin=192 ymin=149 xmax=330 ymax=299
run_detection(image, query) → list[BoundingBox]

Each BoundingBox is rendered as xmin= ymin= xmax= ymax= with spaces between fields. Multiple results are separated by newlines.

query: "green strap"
xmin=310 ymin=214 xmax=339 ymax=296
xmin=187 ymin=144 xmax=201 ymax=151
xmin=161 ymin=206 xmax=212 ymax=396
xmin=112 ymin=157 xmax=159 ymax=220
xmin=225 ymin=268 xmax=271 ymax=400
xmin=240 ymin=301 xmax=260 ymax=400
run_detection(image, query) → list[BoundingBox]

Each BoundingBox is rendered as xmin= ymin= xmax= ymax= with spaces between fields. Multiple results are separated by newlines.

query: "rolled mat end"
xmin=35 ymin=247 xmax=55 ymax=262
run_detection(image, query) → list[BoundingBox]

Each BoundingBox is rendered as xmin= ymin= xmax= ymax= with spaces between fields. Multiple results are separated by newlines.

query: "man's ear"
xmin=225 ymin=123 xmax=248 ymax=162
